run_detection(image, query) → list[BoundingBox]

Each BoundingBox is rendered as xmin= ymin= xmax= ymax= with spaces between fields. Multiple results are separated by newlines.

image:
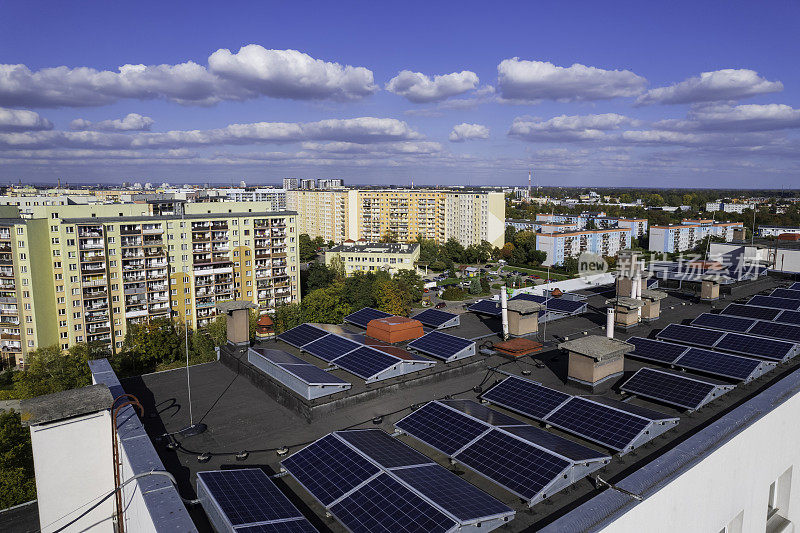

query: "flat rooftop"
xmin=115 ymin=275 xmax=800 ymax=532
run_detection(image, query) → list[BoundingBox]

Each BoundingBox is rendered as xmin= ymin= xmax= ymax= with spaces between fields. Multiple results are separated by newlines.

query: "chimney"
xmin=606 ymin=308 xmax=615 ymax=339
xmin=500 ymin=287 xmax=509 ymax=340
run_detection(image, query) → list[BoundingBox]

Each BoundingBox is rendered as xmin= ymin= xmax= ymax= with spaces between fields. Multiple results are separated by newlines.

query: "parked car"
xmin=435 ymin=302 xmax=447 ymax=309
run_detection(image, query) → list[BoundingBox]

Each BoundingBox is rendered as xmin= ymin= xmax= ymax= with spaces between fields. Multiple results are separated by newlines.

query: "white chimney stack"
xmin=606 ymin=308 xmax=615 ymax=339
xmin=500 ymin=287 xmax=509 ymax=340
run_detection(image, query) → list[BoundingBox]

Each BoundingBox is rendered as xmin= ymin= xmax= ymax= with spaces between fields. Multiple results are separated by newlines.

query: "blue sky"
xmin=1 ymin=0 xmax=798 ymax=188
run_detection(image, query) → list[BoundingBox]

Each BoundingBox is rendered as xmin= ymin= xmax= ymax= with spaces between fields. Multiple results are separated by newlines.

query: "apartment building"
xmin=222 ymin=188 xmax=287 ymax=209
xmin=289 ymin=189 xmax=505 ymax=247
xmin=325 ymin=242 xmax=420 ymax=276
xmin=758 ymin=226 xmax=800 ymax=237
xmin=0 ymin=201 xmax=300 ymax=366
xmin=648 ymin=220 xmax=745 ymax=253
xmin=536 ymin=227 xmax=632 ymax=267
xmin=706 ymin=201 xmax=756 ymax=213
xmin=535 ymin=213 xmax=649 ymax=238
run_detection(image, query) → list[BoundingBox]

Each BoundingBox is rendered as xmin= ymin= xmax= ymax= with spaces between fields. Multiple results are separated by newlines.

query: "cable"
xmin=38 ymin=470 xmax=198 ymax=533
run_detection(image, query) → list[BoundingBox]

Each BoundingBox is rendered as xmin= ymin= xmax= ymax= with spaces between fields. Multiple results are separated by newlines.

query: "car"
xmin=532 ymin=275 xmax=541 ymax=279
xmin=435 ymin=302 xmax=447 ymax=309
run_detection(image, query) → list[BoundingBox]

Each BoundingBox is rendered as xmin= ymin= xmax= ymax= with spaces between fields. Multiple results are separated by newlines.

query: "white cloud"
xmin=508 ymin=113 xmax=631 ymax=142
xmin=0 ymin=107 xmax=52 ymax=132
xmin=636 ymin=69 xmax=782 ymax=105
xmin=0 ymin=47 xmax=377 ymax=107
xmin=0 ymin=117 xmax=423 ymax=150
xmin=449 ymin=123 xmax=489 ymax=142
xmin=656 ymin=103 xmax=800 ymax=132
xmin=386 ymin=70 xmax=478 ymax=103
xmin=497 ymin=58 xmax=646 ymax=103
xmin=70 ymin=113 xmax=154 ymax=132
xmin=208 ymin=45 xmax=377 ymax=101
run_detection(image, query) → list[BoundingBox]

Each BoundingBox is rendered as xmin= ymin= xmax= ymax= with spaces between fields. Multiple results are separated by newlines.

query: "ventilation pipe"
xmin=606 ymin=308 xmax=615 ymax=339
xmin=634 ymin=274 xmax=642 ymax=320
xmin=500 ymin=286 xmax=509 ymax=340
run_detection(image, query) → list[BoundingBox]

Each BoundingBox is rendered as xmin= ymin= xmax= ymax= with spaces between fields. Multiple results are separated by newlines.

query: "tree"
xmin=430 ymin=260 xmax=446 ymax=271
xmin=275 ymin=302 xmax=303 ymax=333
xmin=305 ymin=262 xmax=336 ymax=292
xmin=298 ymin=234 xmax=325 ymax=262
xmin=480 ymin=276 xmax=490 ymax=293
xmin=302 ymin=284 xmax=352 ymax=324
xmin=505 ymin=225 xmax=517 ymax=244
xmin=379 ymin=230 xmax=398 ymax=243
xmin=204 ymin=314 xmax=228 ymax=347
xmin=0 ymin=410 xmax=36 ymax=508
xmin=344 ymin=272 xmax=378 ymax=311
xmin=442 ymin=238 xmax=466 ymax=263
xmin=393 ymin=269 xmax=423 ymax=303
xmin=115 ymin=319 xmax=183 ymax=376
xmin=440 ymin=287 xmax=465 ymax=301
xmin=13 ymin=345 xmax=93 ymax=399
xmin=374 ymin=278 xmax=409 ymax=315
xmin=469 ymin=277 xmax=482 ymax=295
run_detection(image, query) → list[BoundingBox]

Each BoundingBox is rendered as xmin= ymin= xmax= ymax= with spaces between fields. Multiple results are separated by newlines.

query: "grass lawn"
xmin=500 ymin=265 xmax=572 ymax=281
xmin=435 ymin=277 xmax=461 ymax=286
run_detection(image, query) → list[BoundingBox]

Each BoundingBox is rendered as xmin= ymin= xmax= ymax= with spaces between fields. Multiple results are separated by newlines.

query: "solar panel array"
xmin=467 ymin=299 xmax=501 ymax=316
xmin=656 ymin=324 xmax=725 ymax=348
xmin=282 ymin=429 xmax=515 ymax=531
xmin=276 ymin=323 xmax=435 ymax=382
xmin=411 ymin=308 xmax=460 ymax=329
xmin=406 ymin=330 xmax=475 ymax=362
xmin=510 ymin=293 xmax=587 ymax=315
xmin=344 ymin=307 xmax=394 ymax=328
xmin=248 ymin=349 xmax=350 ymax=398
xmin=626 ymin=337 xmax=688 ymax=364
xmin=791 ymin=282 xmax=800 ymax=291
xmin=395 ymin=400 xmax=609 ymax=504
xmin=621 ymin=368 xmax=733 ymax=410
xmin=771 ymin=288 xmax=800 ymax=300
xmin=196 ymin=469 xmax=318 ymax=532
xmin=691 ymin=311 xmax=800 ymax=351
xmin=510 ymin=293 xmax=548 ymax=304
xmin=748 ymin=295 xmax=800 ymax=311
xmin=480 ymin=375 xmax=678 ymax=453
xmin=721 ymin=303 xmax=781 ymax=321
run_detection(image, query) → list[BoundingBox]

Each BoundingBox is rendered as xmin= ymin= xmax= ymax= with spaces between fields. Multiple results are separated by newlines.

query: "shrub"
xmin=440 ymin=287 xmax=466 ymax=301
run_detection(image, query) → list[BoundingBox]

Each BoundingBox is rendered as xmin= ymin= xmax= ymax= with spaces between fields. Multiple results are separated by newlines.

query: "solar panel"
xmin=439 ymin=399 xmax=526 ymax=427
xmin=302 ymin=334 xmax=360 ymax=362
xmin=620 ymin=367 xmax=728 ymax=410
xmin=335 ymin=430 xmax=433 ymax=469
xmin=776 ymin=310 xmax=800 ymax=326
xmin=395 ymin=401 xmax=489 ymax=455
xmin=456 ymin=429 xmax=571 ymax=501
xmin=720 ymin=303 xmax=781 ymax=321
xmin=544 ymin=397 xmax=651 ymax=451
xmin=673 ymin=347 xmax=763 ymax=381
xmin=481 ymin=375 xmax=571 ymax=420
xmin=790 ymin=282 xmax=800 ymax=291
xmin=329 ymin=474 xmax=457 ymax=533
xmin=236 ymin=522 xmax=318 ymax=533
xmin=503 ymin=425 xmax=609 ymax=463
xmin=646 ymin=278 xmax=658 ymax=288
xmin=467 ymin=299 xmax=501 ymax=316
xmin=626 ymin=337 xmax=688 ymax=364
xmin=748 ymin=295 xmax=800 ymax=311
xmin=406 ymin=330 xmax=474 ymax=361
xmin=344 ymin=307 xmax=393 ymax=328
xmin=250 ymin=348 xmax=306 ymax=365
xmin=771 ymin=288 xmax=800 ymax=300
xmin=713 ymin=332 xmax=794 ymax=362
xmin=281 ymin=435 xmax=380 ymax=506
xmin=276 ymin=324 xmax=328 ymax=348
xmin=749 ymin=321 xmax=800 ymax=343
xmin=331 ymin=346 xmax=399 ymax=381
xmin=197 ymin=469 xmax=317 ymax=532
xmin=392 ymin=465 xmax=514 ymax=523
xmin=656 ymin=324 xmax=725 ymax=348
xmin=690 ymin=313 xmax=755 ymax=333
xmin=510 ymin=293 xmax=548 ymax=304
xmin=546 ymin=299 xmax=586 ymax=314
xmin=411 ymin=308 xmax=459 ymax=328
xmin=279 ymin=364 xmax=349 ymax=385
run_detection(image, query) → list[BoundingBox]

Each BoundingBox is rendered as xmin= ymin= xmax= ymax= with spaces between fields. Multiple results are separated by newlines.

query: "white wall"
xmin=30 ymin=412 xmax=116 ymax=532
xmin=598 ymin=387 xmax=800 ymax=533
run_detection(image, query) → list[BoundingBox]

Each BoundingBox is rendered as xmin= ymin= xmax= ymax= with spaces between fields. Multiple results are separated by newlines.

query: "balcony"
xmin=120 ymin=225 xmax=141 ymax=235
xmin=121 ymin=238 xmax=142 ymax=248
xmin=78 ymin=228 xmax=103 ymax=238
xmin=142 ymin=225 xmax=163 ymax=234
xmin=83 ymin=290 xmax=108 ymax=299
xmin=80 ymin=240 xmax=104 ymax=250
xmin=125 ymin=308 xmax=148 ymax=319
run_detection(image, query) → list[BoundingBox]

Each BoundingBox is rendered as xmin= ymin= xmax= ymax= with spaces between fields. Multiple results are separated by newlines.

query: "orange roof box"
xmin=366 ymin=316 xmax=424 ymax=344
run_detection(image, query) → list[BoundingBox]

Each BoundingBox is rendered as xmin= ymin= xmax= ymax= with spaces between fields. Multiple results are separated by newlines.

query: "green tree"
xmin=204 ymin=315 xmax=228 ymax=347
xmin=275 ymin=302 xmax=303 ymax=333
xmin=305 ymin=262 xmax=336 ymax=292
xmin=343 ymin=272 xmax=378 ymax=311
xmin=115 ymin=319 xmax=182 ymax=376
xmin=302 ymin=284 xmax=352 ymax=323
xmin=393 ymin=269 xmax=423 ymax=303
xmin=298 ymin=234 xmax=325 ymax=262
xmin=469 ymin=277 xmax=482 ymax=295
xmin=0 ymin=410 xmax=36 ymax=508
xmin=13 ymin=345 xmax=93 ymax=399
xmin=480 ymin=276 xmax=490 ymax=293
xmin=374 ymin=278 xmax=409 ymax=315
xmin=440 ymin=287 xmax=466 ymax=301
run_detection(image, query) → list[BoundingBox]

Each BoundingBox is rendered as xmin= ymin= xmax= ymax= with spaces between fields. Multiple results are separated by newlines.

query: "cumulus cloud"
xmin=449 ymin=123 xmax=489 ymax=142
xmin=0 ymin=46 xmax=377 ymax=107
xmin=386 ymin=70 xmax=479 ymax=103
xmin=70 ymin=113 xmax=154 ymax=132
xmin=656 ymin=103 xmax=800 ymax=132
xmin=508 ymin=113 xmax=631 ymax=142
xmin=0 ymin=117 xmax=423 ymax=150
xmin=497 ymin=58 xmax=646 ymax=103
xmin=0 ymin=107 xmax=53 ymax=132
xmin=207 ymin=45 xmax=377 ymax=100
xmin=636 ymin=69 xmax=782 ymax=105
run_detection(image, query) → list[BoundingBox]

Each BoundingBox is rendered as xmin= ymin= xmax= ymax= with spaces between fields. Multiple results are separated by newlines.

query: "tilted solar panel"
xmin=344 ymin=307 xmax=393 ymax=328
xmin=335 ymin=429 xmax=433 ymax=470
xmin=481 ymin=375 xmax=571 ymax=420
xmin=620 ymin=367 xmax=726 ymax=410
xmin=407 ymin=330 xmax=474 ymax=361
xmin=546 ymin=298 xmax=586 ymax=314
xmin=467 ymin=299 xmax=501 ymax=316
xmin=673 ymin=347 xmax=763 ymax=381
xmin=276 ymin=323 xmax=328 ymax=348
xmin=776 ymin=310 xmax=800 ymax=326
xmin=626 ymin=336 xmax=688 ymax=364
xmin=302 ymin=334 xmax=361 ymax=362
xmin=713 ymin=332 xmax=794 ymax=361
xmin=503 ymin=425 xmax=608 ymax=463
xmin=330 ymin=474 xmax=457 ymax=533
xmin=411 ymin=308 xmax=459 ymax=328
xmin=690 ymin=313 xmax=755 ymax=333
xmin=748 ymin=295 xmax=800 ymax=311
xmin=544 ymin=397 xmax=651 ymax=451
xmin=771 ymin=288 xmax=800 ymax=300
xmin=395 ymin=401 xmax=490 ymax=455
xmin=656 ymin=324 xmax=725 ymax=348
xmin=749 ymin=321 xmax=800 ymax=343
xmin=790 ymin=282 xmax=800 ymax=291
xmin=236 ymin=522 xmax=318 ymax=533
xmin=331 ymin=346 xmax=399 ymax=380
xmin=510 ymin=293 xmax=548 ymax=304
xmin=720 ymin=303 xmax=781 ymax=321
xmin=439 ymin=399 xmax=525 ymax=427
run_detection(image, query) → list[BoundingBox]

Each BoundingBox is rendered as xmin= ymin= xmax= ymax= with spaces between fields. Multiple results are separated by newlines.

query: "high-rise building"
xmin=282 ymin=178 xmax=299 ymax=190
xmin=0 ymin=201 xmax=300 ymax=367
xmin=535 ymin=228 xmax=632 ymax=266
xmin=298 ymin=179 xmax=316 ymax=190
xmin=317 ymin=178 xmax=345 ymax=189
xmin=648 ymin=220 xmax=744 ymax=253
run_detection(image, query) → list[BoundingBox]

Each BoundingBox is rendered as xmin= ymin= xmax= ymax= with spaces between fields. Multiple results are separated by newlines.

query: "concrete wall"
xmin=30 ymin=411 xmax=116 ymax=532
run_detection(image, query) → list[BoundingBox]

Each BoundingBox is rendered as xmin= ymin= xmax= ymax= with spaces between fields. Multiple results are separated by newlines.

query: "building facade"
xmin=223 ymin=188 xmax=287 ymax=209
xmin=325 ymin=242 xmax=420 ymax=276
xmin=758 ymin=226 xmax=800 ymax=237
xmin=0 ymin=202 xmax=300 ymax=366
xmin=287 ymin=190 xmax=356 ymax=243
xmin=534 ymin=213 xmax=648 ymax=238
xmin=648 ymin=221 xmax=745 ymax=253
xmin=536 ymin=228 xmax=632 ymax=266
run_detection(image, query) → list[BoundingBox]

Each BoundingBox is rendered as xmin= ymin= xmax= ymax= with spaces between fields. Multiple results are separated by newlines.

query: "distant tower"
xmin=528 ymin=170 xmax=532 ymax=198
xmin=411 ymin=177 xmax=414 ymax=189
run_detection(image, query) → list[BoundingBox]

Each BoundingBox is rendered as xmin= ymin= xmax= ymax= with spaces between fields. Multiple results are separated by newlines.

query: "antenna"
xmin=528 ymin=170 xmax=532 ymax=199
